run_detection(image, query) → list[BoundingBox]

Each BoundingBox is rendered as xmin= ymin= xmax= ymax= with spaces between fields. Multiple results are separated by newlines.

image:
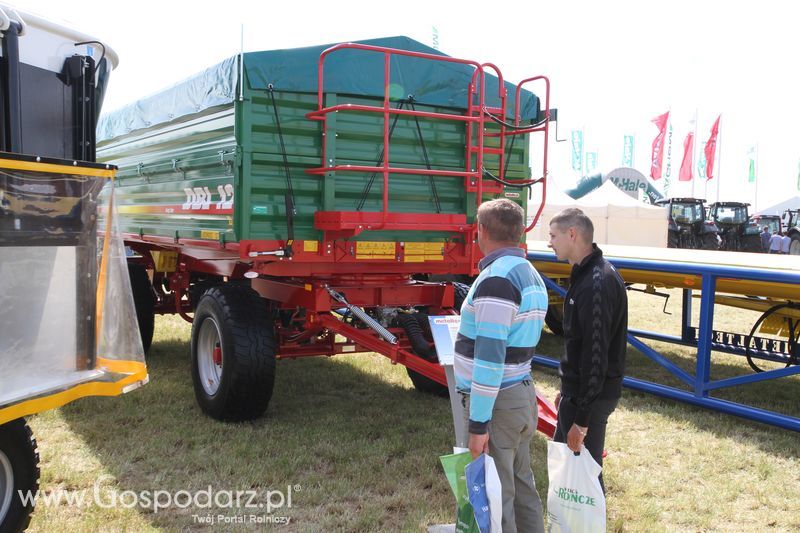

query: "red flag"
xmin=650 ymin=111 xmax=670 ymax=180
xmin=704 ymin=115 xmax=720 ymax=180
xmin=679 ymin=131 xmax=694 ymax=181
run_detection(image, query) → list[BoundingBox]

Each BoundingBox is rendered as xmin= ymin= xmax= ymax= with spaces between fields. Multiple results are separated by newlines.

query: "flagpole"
xmin=716 ymin=117 xmax=722 ymax=202
xmin=665 ymin=108 xmax=673 ymax=197
xmin=702 ymin=130 xmax=708 ymax=200
xmin=691 ymin=109 xmax=698 ymax=198
xmin=754 ymin=143 xmax=759 ymax=211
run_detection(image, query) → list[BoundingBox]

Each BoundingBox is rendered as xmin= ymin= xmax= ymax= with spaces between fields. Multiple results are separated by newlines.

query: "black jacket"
xmin=560 ymin=245 xmax=627 ymax=426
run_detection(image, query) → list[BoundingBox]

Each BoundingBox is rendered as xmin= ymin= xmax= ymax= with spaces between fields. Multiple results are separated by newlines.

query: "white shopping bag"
xmin=546 ymin=441 xmax=606 ymax=533
xmin=484 ymin=455 xmax=502 ymax=533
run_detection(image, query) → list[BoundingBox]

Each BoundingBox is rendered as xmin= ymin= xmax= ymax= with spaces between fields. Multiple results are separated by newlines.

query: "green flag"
xmin=571 ymin=130 xmax=584 ymax=172
xmin=622 ymin=135 xmax=635 ymax=167
xmin=697 ymin=142 xmax=707 ymax=179
xmin=586 ymin=151 xmax=598 ymax=173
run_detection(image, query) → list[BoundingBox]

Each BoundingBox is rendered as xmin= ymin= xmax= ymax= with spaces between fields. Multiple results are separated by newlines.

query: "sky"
xmin=11 ymin=0 xmax=800 ymax=212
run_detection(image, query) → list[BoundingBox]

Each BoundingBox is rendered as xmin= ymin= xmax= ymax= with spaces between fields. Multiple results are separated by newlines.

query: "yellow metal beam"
xmin=527 ymin=242 xmax=800 ymax=302
xmin=0 ymin=157 xmax=115 ymax=178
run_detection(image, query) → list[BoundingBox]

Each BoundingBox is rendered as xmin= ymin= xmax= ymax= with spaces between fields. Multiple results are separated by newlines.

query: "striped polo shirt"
xmin=455 ymin=247 xmax=548 ymax=434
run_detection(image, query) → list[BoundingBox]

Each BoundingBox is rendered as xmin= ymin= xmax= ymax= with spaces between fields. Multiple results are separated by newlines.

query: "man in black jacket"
xmin=547 ymin=208 xmax=627 ymax=491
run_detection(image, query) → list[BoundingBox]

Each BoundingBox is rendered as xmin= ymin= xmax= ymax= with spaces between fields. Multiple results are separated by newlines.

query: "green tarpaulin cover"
xmin=98 ymin=36 xmax=540 ymax=142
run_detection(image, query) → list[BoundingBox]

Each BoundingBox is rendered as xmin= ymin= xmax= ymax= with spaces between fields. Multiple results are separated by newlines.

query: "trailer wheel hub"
xmin=197 ymin=317 xmax=224 ymax=396
xmin=212 ymin=344 xmax=222 ymax=366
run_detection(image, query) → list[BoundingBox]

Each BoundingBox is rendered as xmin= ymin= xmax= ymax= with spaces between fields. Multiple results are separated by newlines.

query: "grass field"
xmin=25 ymin=287 xmax=800 ymax=532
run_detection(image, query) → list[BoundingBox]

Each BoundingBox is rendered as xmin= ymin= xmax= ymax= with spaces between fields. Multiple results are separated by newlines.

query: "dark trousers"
xmin=553 ymin=396 xmax=619 ymax=493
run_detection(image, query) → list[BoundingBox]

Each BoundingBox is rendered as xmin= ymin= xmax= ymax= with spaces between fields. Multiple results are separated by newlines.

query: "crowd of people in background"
xmin=762 ymin=225 xmax=791 ymax=254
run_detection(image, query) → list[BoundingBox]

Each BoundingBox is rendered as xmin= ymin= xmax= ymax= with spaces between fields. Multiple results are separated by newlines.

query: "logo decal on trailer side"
xmin=181 ymin=184 xmax=234 ymax=212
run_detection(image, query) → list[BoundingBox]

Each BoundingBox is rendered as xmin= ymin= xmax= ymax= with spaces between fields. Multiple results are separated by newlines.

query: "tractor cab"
xmin=708 ymin=202 xmax=762 ymax=252
xmin=751 ymin=214 xmax=782 ymax=236
xmin=655 ymin=198 xmax=719 ymax=249
xmin=783 ymin=209 xmax=800 ymax=255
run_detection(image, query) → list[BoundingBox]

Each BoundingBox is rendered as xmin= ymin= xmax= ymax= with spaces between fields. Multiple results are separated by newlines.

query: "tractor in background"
xmin=750 ymin=214 xmax=782 ymax=236
xmin=750 ymin=214 xmax=782 ymax=252
xmin=708 ymin=202 xmax=762 ymax=252
xmin=783 ymin=209 xmax=800 ymax=255
xmin=656 ymin=198 xmax=720 ymax=249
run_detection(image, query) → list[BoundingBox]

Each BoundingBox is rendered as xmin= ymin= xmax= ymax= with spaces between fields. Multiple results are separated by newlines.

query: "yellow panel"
xmin=758 ymin=315 xmax=789 ymax=336
xmin=357 ymin=241 xmax=395 ymax=254
xmin=404 ymin=242 xmax=444 ymax=262
xmin=304 ymin=241 xmax=319 ymax=252
xmin=356 ymin=241 xmax=395 ymax=260
xmin=405 ymin=242 xmax=443 ymax=254
xmin=0 ymin=363 xmax=147 ymax=425
xmin=200 ymin=230 xmax=220 ymax=240
xmin=151 ymin=251 xmax=178 ymax=273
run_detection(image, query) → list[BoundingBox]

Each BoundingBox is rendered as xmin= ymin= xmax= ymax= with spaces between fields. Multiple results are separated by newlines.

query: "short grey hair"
xmin=550 ymin=208 xmax=594 ymax=243
xmin=477 ymin=199 xmax=525 ymax=243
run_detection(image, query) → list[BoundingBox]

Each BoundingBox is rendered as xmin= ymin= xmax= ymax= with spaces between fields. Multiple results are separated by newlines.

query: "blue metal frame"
xmin=529 ymin=250 xmax=800 ymax=432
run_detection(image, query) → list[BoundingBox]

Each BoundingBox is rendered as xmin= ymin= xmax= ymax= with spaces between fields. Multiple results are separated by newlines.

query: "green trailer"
xmin=97 ymin=36 xmax=555 ymax=429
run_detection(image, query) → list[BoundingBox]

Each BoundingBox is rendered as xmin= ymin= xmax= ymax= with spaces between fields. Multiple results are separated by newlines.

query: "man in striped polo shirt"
xmin=455 ymin=198 xmax=548 ymax=533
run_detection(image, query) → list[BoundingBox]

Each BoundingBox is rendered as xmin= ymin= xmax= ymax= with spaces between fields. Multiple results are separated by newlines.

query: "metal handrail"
xmin=306 ymin=42 xmax=491 ymax=230
xmin=515 ymin=75 xmax=551 ymax=233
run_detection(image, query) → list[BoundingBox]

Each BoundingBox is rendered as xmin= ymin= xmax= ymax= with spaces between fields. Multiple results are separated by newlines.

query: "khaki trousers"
xmin=461 ymin=381 xmax=545 ymax=533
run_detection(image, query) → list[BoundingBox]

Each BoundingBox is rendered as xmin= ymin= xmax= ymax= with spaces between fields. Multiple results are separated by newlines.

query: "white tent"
xmin=583 ymin=181 xmax=667 ymax=247
xmin=755 ymin=196 xmax=800 ymax=216
xmin=526 ymin=181 xmax=667 ymax=247
xmin=526 ymin=184 xmax=608 ymax=243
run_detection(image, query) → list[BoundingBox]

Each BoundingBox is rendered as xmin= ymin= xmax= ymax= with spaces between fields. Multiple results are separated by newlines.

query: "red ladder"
xmin=304 ymin=42 xmax=551 ymax=239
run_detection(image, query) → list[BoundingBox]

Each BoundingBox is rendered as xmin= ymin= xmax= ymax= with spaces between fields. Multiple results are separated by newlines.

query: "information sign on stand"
xmin=428 ymin=315 xmax=467 ymax=449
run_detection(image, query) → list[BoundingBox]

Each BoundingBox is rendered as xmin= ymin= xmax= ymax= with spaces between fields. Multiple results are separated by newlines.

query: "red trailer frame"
xmin=123 ymin=43 xmax=557 ymax=435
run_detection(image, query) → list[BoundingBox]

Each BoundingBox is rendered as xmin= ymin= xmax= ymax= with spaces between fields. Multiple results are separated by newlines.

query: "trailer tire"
xmin=399 ymin=314 xmax=448 ymax=397
xmin=128 ymin=263 xmax=155 ymax=353
xmin=406 ymin=367 xmax=449 ymax=397
xmin=452 ymin=282 xmax=470 ymax=312
xmin=0 ymin=419 xmax=39 ymax=533
xmin=191 ymin=285 xmax=276 ymax=421
xmin=405 ymin=282 xmax=470 ymax=397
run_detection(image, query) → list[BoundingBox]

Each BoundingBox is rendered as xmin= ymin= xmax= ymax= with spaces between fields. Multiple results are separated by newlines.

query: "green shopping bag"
xmin=439 ymin=451 xmax=480 ymax=533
